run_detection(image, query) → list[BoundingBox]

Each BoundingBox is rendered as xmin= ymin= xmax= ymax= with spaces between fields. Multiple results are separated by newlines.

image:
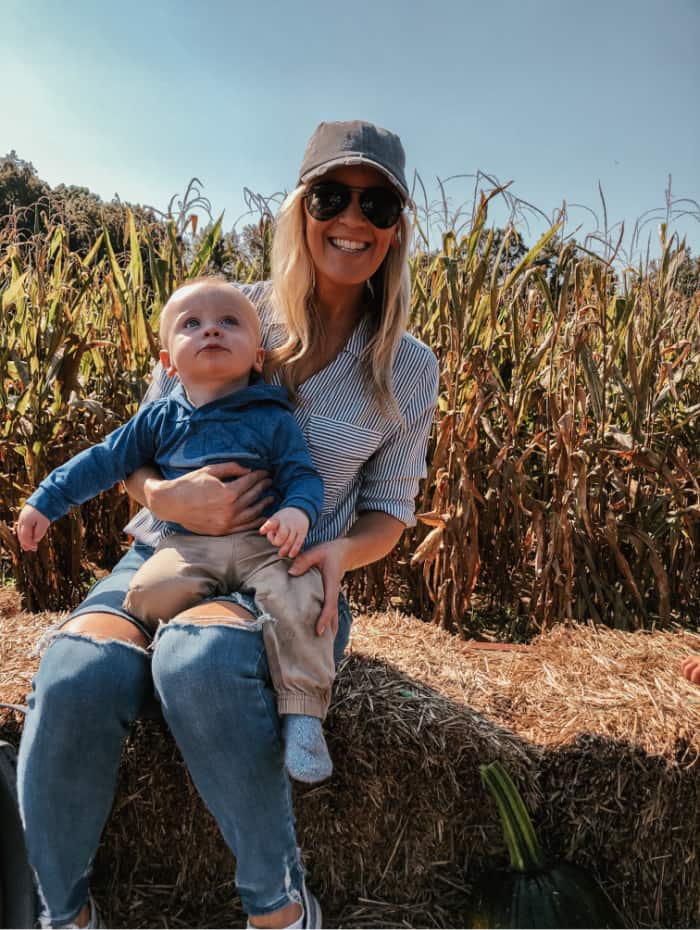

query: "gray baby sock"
xmin=283 ymin=714 xmax=333 ymax=784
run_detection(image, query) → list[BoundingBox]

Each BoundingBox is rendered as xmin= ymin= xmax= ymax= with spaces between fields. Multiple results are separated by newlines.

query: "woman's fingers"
xmin=151 ymin=466 xmax=274 ymax=535
xmin=235 ymin=516 xmax=269 ymax=532
xmin=223 ymin=473 xmax=273 ymax=509
xmin=214 ymin=469 xmax=274 ymax=533
xmin=221 ymin=468 xmax=273 ymax=497
xmin=289 ymin=545 xmax=340 ymax=636
xmin=316 ymin=580 xmax=340 ymax=637
xmin=236 ymin=496 xmax=276 ymax=525
xmin=204 ymin=461 xmax=256 ymax=481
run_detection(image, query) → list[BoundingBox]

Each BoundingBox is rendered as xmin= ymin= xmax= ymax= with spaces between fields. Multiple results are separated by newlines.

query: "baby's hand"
xmin=259 ymin=507 xmax=309 ymax=559
xmin=17 ymin=505 xmax=51 ymax=552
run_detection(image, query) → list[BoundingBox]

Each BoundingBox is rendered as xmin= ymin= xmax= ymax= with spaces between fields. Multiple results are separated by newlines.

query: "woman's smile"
xmin=328 ymin=237 xmax=370 ymax=253
xmin=304 ymin=164 xmax=398 ymax=298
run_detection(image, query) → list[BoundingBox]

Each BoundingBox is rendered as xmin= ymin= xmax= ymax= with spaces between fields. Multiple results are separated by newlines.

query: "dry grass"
xmin=2 ymin=200 xmax=698 ymax=631
xmin=1 ymin=596 xmax=699 ymax=928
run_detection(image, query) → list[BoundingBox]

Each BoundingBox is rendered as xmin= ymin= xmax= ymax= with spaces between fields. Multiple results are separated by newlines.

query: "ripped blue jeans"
xmin=17 ymin=543 xmax=352 ymax=927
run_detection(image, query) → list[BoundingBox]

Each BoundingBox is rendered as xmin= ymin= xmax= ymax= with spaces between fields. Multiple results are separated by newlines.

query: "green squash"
xmin=468 ymin=762 xmax=621 ymax=929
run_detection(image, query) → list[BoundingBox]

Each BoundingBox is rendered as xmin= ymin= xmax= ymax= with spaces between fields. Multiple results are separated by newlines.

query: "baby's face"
xmin=160 ymin=284 xmax=263 ymax=391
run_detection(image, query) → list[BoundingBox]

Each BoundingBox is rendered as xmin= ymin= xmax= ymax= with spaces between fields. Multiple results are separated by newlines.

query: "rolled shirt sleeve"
xmin=356 ymin=351 xmax=439 ymax=526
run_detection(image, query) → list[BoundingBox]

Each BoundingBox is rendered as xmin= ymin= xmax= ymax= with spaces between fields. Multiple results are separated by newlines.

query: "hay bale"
xmin=1 ymin=599 xmax=699 ymax=928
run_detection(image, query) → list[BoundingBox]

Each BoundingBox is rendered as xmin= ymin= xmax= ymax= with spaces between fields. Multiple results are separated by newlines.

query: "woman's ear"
xmin=160 ymin=349 xmax=177 ymax=376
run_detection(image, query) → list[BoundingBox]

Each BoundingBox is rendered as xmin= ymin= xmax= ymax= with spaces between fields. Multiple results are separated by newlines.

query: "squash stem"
xmin=479 ymin=761 xmax=546 ymax=872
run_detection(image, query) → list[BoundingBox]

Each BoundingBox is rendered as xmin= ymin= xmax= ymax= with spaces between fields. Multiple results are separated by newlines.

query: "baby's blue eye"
xmin=222 ymin=316 xmax=239 ymax=326
xmin=183 ymin=317 xmax=199 ymax=328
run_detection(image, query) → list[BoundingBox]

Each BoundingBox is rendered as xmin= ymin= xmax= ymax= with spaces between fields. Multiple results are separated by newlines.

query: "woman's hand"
xmin=288 ymin=538 xmax=352 ymax=637
xmin=142 ymin=462 xmax=275 ymax=535
xmin=287 ymin=511 xmax=405 ymax=638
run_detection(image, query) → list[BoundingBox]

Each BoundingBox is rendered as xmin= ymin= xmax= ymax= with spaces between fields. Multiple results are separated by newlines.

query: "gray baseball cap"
xmin=298 ymin=120 xmax=411 ymax=203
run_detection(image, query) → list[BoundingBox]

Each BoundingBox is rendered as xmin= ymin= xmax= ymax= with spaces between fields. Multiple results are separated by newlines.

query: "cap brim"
xmin=300 ymin=155 xmax=413 ymax=207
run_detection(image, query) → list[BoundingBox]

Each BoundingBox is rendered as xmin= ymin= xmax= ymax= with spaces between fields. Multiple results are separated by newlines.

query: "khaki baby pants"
xmin=123 ymin=530 xmax=333 ymax=719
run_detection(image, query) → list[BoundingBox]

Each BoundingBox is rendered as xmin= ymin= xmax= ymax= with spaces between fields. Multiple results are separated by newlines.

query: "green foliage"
xmin=0 ymin=192 xmax=237 ymax=610
xmin=0 ymin=178 xmax=698 ymax=634
xmin=0 ymin=152 xmax=50 ymax=214
xmin=353 ymin=198 xmax=700 ymax=635
xmin=0 ymin=150 xmax=157 ymax=255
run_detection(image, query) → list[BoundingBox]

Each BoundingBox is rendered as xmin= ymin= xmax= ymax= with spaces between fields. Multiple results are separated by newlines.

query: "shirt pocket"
xmin=306 ymin=415 xmax=383 ymax=513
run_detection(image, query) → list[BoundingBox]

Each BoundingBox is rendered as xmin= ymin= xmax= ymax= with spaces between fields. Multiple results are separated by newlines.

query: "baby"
xmin=17 ymin=278 xmax=335 ymax=783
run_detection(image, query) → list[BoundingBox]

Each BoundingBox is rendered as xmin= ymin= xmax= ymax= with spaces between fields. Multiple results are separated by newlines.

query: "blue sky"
xmin=3 ymin=0 xmax=699 ymax=258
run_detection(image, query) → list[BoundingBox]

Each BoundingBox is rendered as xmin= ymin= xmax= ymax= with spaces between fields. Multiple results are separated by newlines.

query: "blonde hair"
xmin=159 ymin=275 xmax=259 ymax=350
xmin=267 ymin=185 xmax=411 ymax=416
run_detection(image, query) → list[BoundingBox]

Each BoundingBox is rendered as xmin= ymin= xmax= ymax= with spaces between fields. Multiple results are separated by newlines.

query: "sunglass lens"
xmin=305 ymin=183 xmax=350 ymax=221
xmin=359 ymin=188 xmax=403 ymax=228
xmin=305 ymin=182 xmax=403 ymax=228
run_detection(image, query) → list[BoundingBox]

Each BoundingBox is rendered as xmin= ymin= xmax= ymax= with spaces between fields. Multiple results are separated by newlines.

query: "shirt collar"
xmin=267 ymin=307 xmax=375 ymax=359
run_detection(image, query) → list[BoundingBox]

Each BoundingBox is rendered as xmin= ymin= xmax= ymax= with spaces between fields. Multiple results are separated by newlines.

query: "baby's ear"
xmin=253 ymin=347 xmax=265 ymax=374
xmin=160 ymin=349 xmax=177 ymax=376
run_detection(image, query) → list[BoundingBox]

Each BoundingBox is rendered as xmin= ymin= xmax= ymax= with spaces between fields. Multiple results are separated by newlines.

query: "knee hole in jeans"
xmin=168 ymin=600 xmax=260 ymax=630
xmin=61 ymin=614 xmax=150 ymax=650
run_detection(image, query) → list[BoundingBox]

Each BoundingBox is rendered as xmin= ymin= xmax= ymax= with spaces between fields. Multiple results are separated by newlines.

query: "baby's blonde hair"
xmin=159 ymin=276 xmax=260 ymax=351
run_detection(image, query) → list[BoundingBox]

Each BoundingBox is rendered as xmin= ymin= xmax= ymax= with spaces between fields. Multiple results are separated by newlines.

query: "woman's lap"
xmin=68 ymin=541 xmax=354 ymax=664
xmin=66 ymin=543 xmax=156 ymax=640
xmin=26 ymin=540 xmax=352 ymax=916
xmin=22 ymin=611 xmax=301 ymax=917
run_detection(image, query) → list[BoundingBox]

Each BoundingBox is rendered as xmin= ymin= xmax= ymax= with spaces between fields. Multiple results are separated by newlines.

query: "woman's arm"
xmin=288 ymin=510 xmax=405 ymax=636
xmin=123 ymin=465 xmax=162 ymax=508
xmin=124 ymin=463 xmax=275 ymax=536
xmin=290 ymin=351 xmax=439 ymax=636
xmin=341 ymin=510 xmax=406 ymax=570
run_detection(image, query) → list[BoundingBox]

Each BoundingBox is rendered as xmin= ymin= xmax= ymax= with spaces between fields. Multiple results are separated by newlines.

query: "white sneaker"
xmin=245 ymin=878 xmax=322 ymax=930
xmin=300 ymin=877 xmax=322 ymax=929
xmin=42 ymin=894 xmax=101 ymax=930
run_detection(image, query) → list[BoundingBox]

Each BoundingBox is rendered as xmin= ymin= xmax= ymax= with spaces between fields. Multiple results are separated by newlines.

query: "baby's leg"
xmin=124 ymin=534 xmax=231 ymax=630
xmin=235 ymin=533 xmax=332 ymax=717
xmin=234 ymin=532 xmax=334 ymax=782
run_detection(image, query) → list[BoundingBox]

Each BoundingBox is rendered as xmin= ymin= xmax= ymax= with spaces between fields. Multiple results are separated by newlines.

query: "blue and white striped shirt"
xmin=125 ymin=281 xmax=439 ymax=549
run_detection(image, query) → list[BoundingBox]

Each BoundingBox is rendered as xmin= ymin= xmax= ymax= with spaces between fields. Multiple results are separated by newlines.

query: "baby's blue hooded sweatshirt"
xmin=27 ymin=382 xmax=323 ymax=535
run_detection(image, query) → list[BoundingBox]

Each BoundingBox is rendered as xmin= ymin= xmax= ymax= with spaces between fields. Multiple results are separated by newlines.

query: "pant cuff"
xmin=277 ymin=693 xmax=329 ymax=719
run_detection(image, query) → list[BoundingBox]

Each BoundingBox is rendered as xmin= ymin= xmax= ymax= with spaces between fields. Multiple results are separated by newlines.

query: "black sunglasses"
xmin=304 ymin=181 xmax=404 ymax=229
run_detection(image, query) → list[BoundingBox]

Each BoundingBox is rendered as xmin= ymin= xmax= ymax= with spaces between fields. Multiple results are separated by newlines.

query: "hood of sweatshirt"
xmin=169 ymin=380 xmax=293 ymax=417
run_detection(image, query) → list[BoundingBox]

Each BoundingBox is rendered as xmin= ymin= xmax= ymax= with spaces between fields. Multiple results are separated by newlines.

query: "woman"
xmin=18 ymin=120 xmax=439 ymax=930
